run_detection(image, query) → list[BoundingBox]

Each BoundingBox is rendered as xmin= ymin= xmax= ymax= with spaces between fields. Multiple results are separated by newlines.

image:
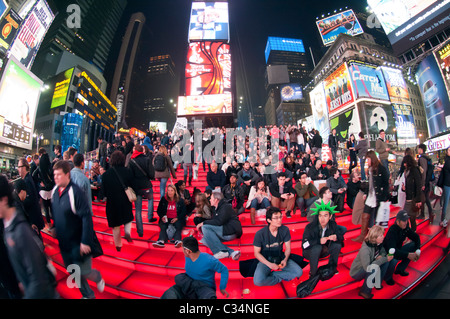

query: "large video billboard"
xmin=60 ymin=113 xmax=83 ymax=154
xmin=348 ymin=62 xmax=390 ymax=101
xmin=368 ymin=0 xmax=450 ymax=55
xmin=188 ymin=1 xmax=229 ymax=42
xmin=185 ymin=41 xmax=231 ymax=96
xmin=280 ymin=83 xmax=303 ymax=102
xmin=316 ymin=9 xmax=364 ymax=46
xmin=50 ymin=68 xmax=74 ymax=109
xmin=392 ymin=103 xmax=417 ymax=146
xmin=309 ymin=82 xmax=330 ymax=138
xmin=358 ymin=101 xmax=397 ymax=148
xmin=380 ymin=67 xmax=410 ymax=104
xmin=265 ymin=37 xmax=305 ymax=63
xmin=416 ymin=54 xmax=450 ymax=138
xmin=434 ymin=38 xmax=450 ymax=95
xmin=324 ymin=63 xmax=355 ymax=116
xmin=9 ymin=0 xmax=54 ymax=69
xmin=0 ymin=57 xmax=43 ymax=150
xmin=177 ymin=94 xmax=232 ymax=116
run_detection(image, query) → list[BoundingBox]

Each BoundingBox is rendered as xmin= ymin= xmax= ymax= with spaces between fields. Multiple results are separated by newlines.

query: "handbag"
xmin=436 ymin=170 xmax=444 ymax=188
xmin=112 ymin=167 xmax=136 ymax=202
xmin=375 ymin=201 xmax=390 ymax=228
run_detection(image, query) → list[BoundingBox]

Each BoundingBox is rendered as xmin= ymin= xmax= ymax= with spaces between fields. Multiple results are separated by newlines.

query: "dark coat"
xmin=204 ymin=199 xmax=242 ymax=238
xmin=22 ymin=173 xmax=45 ymax=230
xmin=129 ymin=153 xmax=155 ymax=191
xmin=383 ymin=223 xmax=421 ymax=260
xmin=302 ymin=216 xmax=345 ymax=251
xmin=102 ymin=166 xmax=134 ymax=228
xmin=269 ymin=181 xmax=295 ymax=198
xmin=372 ymin=164 xmax=390 ymax=202
xmin=404 ymin=166 xmax=422 ymax=202
xmin=207 ymin=169 xmax=226 ymax=189
xmin=222 ymin=184 xmax=245 ymax=209
xmin=157 ymin=196 xmax=187 ymax=221
xmin=443 ymin=156 xmax=450 ymax=187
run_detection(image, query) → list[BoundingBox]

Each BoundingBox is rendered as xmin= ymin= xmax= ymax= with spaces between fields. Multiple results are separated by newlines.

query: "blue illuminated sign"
xmin=265 ymin=37 xmax=305 ymax=63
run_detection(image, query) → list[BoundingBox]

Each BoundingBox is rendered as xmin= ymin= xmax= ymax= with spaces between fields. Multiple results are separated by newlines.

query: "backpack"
xmin=154 ymin=154 xmax=167 ymax=172
xmin=422 ymin=156 xmax=435 ymax=183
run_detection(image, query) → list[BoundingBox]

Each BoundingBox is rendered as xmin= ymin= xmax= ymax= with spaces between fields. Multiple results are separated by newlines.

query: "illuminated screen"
xmin=188 ymin=2 xmax=229 ymax=41
xmin=324 ymin=63 xmax=355 ymax=116
xmin=177 ymin=94 xmax=232 ymax=116
xmin=392 ymin=103 xmax=417 ymax=145
xmin=50 ymin=68 xmax=74 ymax=109
xmin=309 ymin=82 xmax=330 ymax=138
xmin=9 ymin=0 xmax=54 ymax=69
xmin=265 ymin=37 xmax=305 ymax=63
xmin=348 ymin=62 xmax=390 ymax=101
xmin=316 ymin=9 xmax=364 ymax=46
xmin=0 ymin=57 xmax=43 ymax=150
xmin=61 ymin=113 xmax=83 ymax=153
xmin=434 ymin=38 xmax=450 ymax=96
xmin=280 ymin=84 xmax=303 ymax=101
xmin=185 ymin=41 xmax=231 ymax=96
xmin=0 ymin=8 xmax=22 ymax=53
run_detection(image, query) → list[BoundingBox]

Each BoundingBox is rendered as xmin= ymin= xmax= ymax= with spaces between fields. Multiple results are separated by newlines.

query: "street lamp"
xmin=33 ymin=131 xmax=44 ymax=153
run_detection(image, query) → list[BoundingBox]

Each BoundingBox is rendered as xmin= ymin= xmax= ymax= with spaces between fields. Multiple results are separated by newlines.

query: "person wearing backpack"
xmin=417 ymin=144 xmax=433 ymax=220
xmin=153 ymin=145 xmax=177 ymax=198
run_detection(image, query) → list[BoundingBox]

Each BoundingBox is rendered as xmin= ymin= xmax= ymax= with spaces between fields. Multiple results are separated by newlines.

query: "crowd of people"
xmin=1 ymin=124 xmax=449 ymax=300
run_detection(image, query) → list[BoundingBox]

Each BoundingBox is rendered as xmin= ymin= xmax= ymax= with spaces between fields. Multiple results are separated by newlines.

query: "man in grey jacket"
xmin=375 ymin=130 xmax=390 ymax=170
xmin=355 ymin=132 xmax=368 ymax=181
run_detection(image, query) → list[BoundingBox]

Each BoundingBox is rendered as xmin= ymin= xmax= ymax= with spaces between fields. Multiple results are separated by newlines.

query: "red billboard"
xmin=324 ymin=63 xmax=355 ymax=116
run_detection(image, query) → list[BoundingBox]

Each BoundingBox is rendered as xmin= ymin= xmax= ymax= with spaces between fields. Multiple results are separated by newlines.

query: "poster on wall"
xmin=392 ymin=103 xmax=417 ymax=146
xmin=324 ymin=63 xmax=355 ymax=116
xmin=316 ymin=9 xmax=364 ymax=46
xmin=380 ymin=67 xmax=410 ymax=104
xmin=329 ymin=107 xmax=361 ymax=143
xmin=434 ymin=39 xmax=450 ymax=95
xmin=0 ymin=8 xmax=23 ymax=53
xmin=416 ymin=53 xmax=450 ymax=138
xmin=357 ymin=101 xmax=397 ymax=148
xmin=309 ymin=82 xmax=330 ymax=138
xmin=348 ymin=62 xmax=390 ymax=101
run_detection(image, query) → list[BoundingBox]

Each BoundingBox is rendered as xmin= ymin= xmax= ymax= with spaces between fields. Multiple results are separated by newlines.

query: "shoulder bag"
xmin=112 ymin=167 xmax=136 ymax=202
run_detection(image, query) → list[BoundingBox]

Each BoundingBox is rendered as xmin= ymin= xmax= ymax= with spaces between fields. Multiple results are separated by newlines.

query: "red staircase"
xmin=42 ymin=165 xmax=450 ymax=299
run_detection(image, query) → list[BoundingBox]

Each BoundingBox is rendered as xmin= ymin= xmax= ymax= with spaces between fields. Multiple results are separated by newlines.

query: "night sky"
xmin=103 ymin=0 xmax=369 ymax=125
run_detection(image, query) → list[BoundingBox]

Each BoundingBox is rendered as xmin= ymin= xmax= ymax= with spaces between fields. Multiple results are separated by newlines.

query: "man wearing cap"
xmin=382 ymin=210 xmax=421 ymax=284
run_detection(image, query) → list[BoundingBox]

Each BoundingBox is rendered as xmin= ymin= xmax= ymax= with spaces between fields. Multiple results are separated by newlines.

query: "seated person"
xmin=307 ymin=159 xmax=326 ymax=181
xmin=306 ymin=186 xmax=334 ymax=223
xmin=253 ymin=207 xmax=303 ymax=286
xmin=302 ymin=200 xmax=346 ymax=278
xmin=225 ymin=160 xmax=241 ymax=185
xmin=222 ymin=173 xmax=245 ymax=215
xmin=295 ymin=172 xmax=319 ymax=217
xmin=322 ymin=160 xmax=333 ymax=180
xmin=382 ymin=210 xmax=421 ymax=283
xmin=269 ymin=172 xmax=296 ymax=218
xmin=284 ymin=155 xmax=301 ymax=181
xmin=246 ymin=177 xmax=272 ymax=224
xmin=237 ymin=161 xmax=259 ymax=196
xmin=267 ymin=161 xmax=294 ymax=188
xmin=153 ymin=184 xmax=187 ymax=249
xmin=161 ymin=236 xmax=229 ymax=299
xmin=175 ymin=180 xmax=196 ymax=216
xmin=326 ymin=167 xmax=347 ymax=213
xmin=193 ymin=193 xmax=212 ymax=227
xmin=346 ymin=170 xmax=361 ymax=209
xmin=206 ymin=162 xmax=226 ymax=191
xmin=196 ymin=192 xmax=242 ymax=260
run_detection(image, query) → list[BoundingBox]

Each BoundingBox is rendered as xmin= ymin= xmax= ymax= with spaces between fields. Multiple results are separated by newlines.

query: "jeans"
xmin=296 ymin=196 xmax=318 ymax=214
xmin=331 ymin=148 xmax=337 ymax=166
xmin=160 ymin=178 xmax=168 ymax=198
xmin=442 ymin=185 xmax=450 ymax=222
xmin=381 ymin=159 xmax=389 ymax=172
xmin=385 ymin=242 xmax=417 ymax=280
xmin=201 ymin=224 xmax=237 ymax=255
xmin=253 ymin=259 xmax=303 ymax=286
xmin=135 ymin=194 xmax=154 ymax=235
xmin=250 ymin=197 xmax=271 ymax=210
xmin=158 ymin=218 xmax=184 ymax=242
xmin=360 ymin=157 xmax=366 ymax=180
xmin=351 ymin=261 xmax=390 ymax=295
xmin=183 ymin=163 xmax=193 ymax=184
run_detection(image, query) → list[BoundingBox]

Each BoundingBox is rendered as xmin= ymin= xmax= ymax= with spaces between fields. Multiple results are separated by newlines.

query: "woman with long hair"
xmin=193 ymin=193 xmax=212 ymax=226
xmin=347 ymin=133 xmax=357 ymax=174
xmin=153 ymin=184 xmax=186 ymax=249
xmin=401 ymin=155 xmax=422 ymax=231
xmin=353 ymin=150 xmax=390 ymax=242
xmin=246 ymin=177 xmax=272 ymax=224
xmin=153 ymin=145 xmax=177 ymax=199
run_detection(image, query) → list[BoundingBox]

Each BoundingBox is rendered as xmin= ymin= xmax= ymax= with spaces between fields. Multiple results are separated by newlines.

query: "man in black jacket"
xmin=328 ymin=129 xmax=339 ymax=166
xmin=269 ymin=172 xmax=296 ymax=218
xmin=197 ymin=192 xmax=242 ymax=260
xmin=383 ymin=210 xmax=421 ymax=284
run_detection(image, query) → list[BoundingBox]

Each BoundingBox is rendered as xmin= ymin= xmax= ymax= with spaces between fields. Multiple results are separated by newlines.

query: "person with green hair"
xmin=302 ymin=199 xmax=346 ymax=278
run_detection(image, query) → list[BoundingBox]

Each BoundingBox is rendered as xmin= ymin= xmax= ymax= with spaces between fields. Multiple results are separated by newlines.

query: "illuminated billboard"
xmin=368 ymin=0 xmax=450 ymax=54
xmin=309 ymin=82 xmax=330 ymax=138
xmin=265 ymin=37 xmax=305 ymax=63
xmin=50 ymin=68 xmax=74 ymax=109
xmin=188 ymin=1 xmax=229 ymax=42
xmin=0 ymin=7 xmax=22 ymax=53
xmin=61 ymin=113 xmax=83 ymax=153
xmin=380 ymin=67 xmax=410 ymax=104
xmin=348 ymin=62 xmax=390 ymax=101
xmin=392 ymin=104 xmax=417 ymax=145
xmin=434 ymin=38 xmax=450 ymax=95
xmin=280 ymin=83 xmax=303 ymax=101
xmin=0 ymin=57 xmax=43 ymax=150
xmin=329 ymin=106 xmax=361 ymax=141
xmin=185 ymin=41 xmax=231 ymax=96
xmin=316 ymin=9 xmax=364 ymax=46
xmin=324 ymin=63 xmax=355 ymax=116
xmin=9 ymin=0 xmax=54 ymax=69
xmin=177 ymin=94 xmax=232 ymax=116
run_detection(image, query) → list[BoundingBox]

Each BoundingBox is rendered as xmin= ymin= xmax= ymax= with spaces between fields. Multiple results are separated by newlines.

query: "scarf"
xmin=131 ymin=150 xmax=144 ymax=159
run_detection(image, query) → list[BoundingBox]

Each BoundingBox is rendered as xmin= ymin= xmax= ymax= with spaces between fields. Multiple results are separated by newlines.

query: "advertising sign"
xmin=324 ymin=63 xmax=355 ymax=116
xmin=329 ymin=107 xmax=361 ymax=142
xmin=280 ymin=83 xmax=303 ymax=101
xmin=357 ymin=101 xmax=397 ymax=148
xmin=50 ymin=68 xmax=74 ymax=109
xmin=0 ymin=8 xmax=22 ymax=53
xmin=0 ymin=57 xmax=43 ymax=150
xmin=9 ymin=0 xmax=54 ymax=69
xmin=60 ymin=113 xmax=83 ymax=153
xmin=392 ymin=103 xmax=417 ymax=145
xmin=309 ymin=82 xmax=330 ymax=138
xmin=434 ymin=38 xmax=450 ymax=95
xmin=265 ymin=37 xmax=305 ymax=63
xmin=380 ymin=67 xmax=410 ymax=104
xmin=185 ymin=41 xmax=231 ymax=96
xmin=188 ymin=1 xmax=229 ymax=42
xmin=426 ymin=132 xmax=450 ymax=153
xmin=177 ymin=94 xmax=232 ymax=116
xmin=348 ymin=62 xmax=390 ymax=101
xmin=316 ymin=9 xmax=364 ymax=46
xmin=416 ymin=54 xmax=450 ymax=138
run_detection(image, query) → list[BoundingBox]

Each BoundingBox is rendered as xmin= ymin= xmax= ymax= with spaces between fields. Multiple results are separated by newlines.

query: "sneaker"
xmin=152 ymin=240 xmax=165 ymax=248
xmin=97 ymin=279 xmax=105 ymax=293
xmin=174 ymin=240 xmax=182 ymax=248
xmin=440 ymin=219 xmax=448 ymax=227
xmin=286 ymin=210 xmax=292 ymax=218
xmin=230 ymin=250 xmax=241 ymax=261
xmin=213 ymin=251 xmax=229 ymax=259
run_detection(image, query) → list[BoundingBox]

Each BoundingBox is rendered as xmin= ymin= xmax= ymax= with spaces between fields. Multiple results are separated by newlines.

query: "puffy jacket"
xmin=204 ymin=199 xmax=242 ymax=238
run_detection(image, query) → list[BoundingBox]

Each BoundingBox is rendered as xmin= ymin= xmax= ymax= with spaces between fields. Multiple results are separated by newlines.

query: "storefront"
xmin=425 ymin=132 xmax=450 ymax=164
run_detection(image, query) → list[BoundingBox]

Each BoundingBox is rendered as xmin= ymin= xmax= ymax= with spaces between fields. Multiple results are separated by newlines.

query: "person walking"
xmin=153 ymin=145 xmax=177 ymax=198
xmin=401 ymin=155 xmax=422 ymax=232
xmin=347 ymin=134 xmax=357 ymax=174
xmin=375 ymin=129 xmax=390 ymax=171
xmin=328 ymin=129 xmax=339 ymax=167
xmin=355 ymin=132 xmax=368 ymax=181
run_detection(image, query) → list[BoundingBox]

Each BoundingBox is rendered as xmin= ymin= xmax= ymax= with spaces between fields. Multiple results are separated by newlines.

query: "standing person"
xmin=417 ymin=144 xmax=432 ymax=220
xmin=153 ymin=145 xmax=177 ymax=199
xmin=347 ymin=134 xmax=357 ymax=174
xmin=252 ymin=207 xmax=303 ymax=286
xmin=37 ymin=148 xmax=55 ymax=230
xmin=129 ymin=144 xmax=157 ymax=229
xmin=53 ymin=144 xmax=63 ymax=163
xmin=97 ymin=136 xmax=107 ymax=168
xmin=183 ymin=143 xmax=195 ymax=186
xmin=161 ymin=236 xmax=229 ymax=299
xmin=295 ymin=172 xmax=319 ymax=217
xmin=51 ymin=160 xmax=105 ymax=298
xmin=375 ymin=129 xmax=390 ymax=171
xmin=101 ymin=151 xmax=134 ymax=251
xmin=401 ymin=155 xmax=422 ymax=232
xmin=328 ymin=129 xmax=339 ymax=167
xmin=311 ymin=130 xmax=323 ymax=158
xmin=71 ymin=154 xmax=93 ymax=214
xmin=0 ymin=176 xmax=57 ymax=299
xmin=153 ymin=184 xmax=186 ymax=249
xmin=439 ymin=147 xmax=450 ymax=227
xmin=353 ymin=150 xmax=390 ymax=242
xmin=197 ymin=192 xmax=242 ymax=260
xmin=355 ymin=132 xmax=368 ymax=181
